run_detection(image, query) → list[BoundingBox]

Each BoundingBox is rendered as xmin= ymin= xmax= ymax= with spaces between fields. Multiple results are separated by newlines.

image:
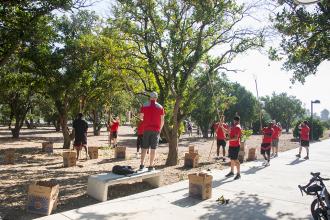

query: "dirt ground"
xmin=0 ymin=125 xmax=329 ymax=220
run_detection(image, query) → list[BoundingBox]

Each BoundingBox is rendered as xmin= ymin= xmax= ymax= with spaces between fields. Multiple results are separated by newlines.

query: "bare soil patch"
xmin=0 ymin=125 xmax=328 ymax=220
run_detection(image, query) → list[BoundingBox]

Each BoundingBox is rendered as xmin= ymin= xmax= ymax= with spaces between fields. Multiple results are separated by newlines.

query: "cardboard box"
xmin=63 ymin=151 xmax=77 ymax=167
xmin=27 ymin=181 xmax=59 ymax=215
xmin=4 ymin=148 xmax=15 ymax=164
xmin=239 ymin=142 xmax=246 ymax=152
xmin=247 ymin=148 xmax=257 ymax=161
xmin=184 ymin=152 xmax=199 ymax=168
xmin=42 ymin=142 xmax=54 ymax=153
xmin=88 ymin=147 xmax=99 ymax=159
xmin=115 ymin=146 xmax=126 ymax=159
xmin=188 ymin=172 xmax=213 ymax=200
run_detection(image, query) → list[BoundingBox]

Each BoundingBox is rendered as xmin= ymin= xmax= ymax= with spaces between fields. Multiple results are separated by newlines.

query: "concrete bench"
xmin=87 ymin=169 xmax=161 ymax=202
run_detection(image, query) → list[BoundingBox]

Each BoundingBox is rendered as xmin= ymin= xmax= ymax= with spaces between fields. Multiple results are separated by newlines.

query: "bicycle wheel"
xmin=311 ymin=198 xmax=328 ymax=220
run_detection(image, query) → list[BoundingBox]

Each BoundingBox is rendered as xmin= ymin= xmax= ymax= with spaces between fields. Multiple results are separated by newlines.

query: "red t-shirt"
xmin=229 ymin=123 xmax=241 ymax=147
xmin=262 ymin=127 xmax=273 ymax=143
xmin=214 ymin=123 xmax=228 ymax=140
xmin=111 ymin=121 xmax=119 ymax=132
xmin=272 ymin=125 xmax=281 ymax=139
xmin=137 ymin=121 xmax=144 ymax=135
xmin=300 ymin=125 xmax=310 ymax=141
xmin=140 ymin=100 xmax=165 ymax=132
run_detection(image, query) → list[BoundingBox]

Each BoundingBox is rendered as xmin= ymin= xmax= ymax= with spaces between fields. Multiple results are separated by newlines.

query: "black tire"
xmin=311 ymin=198 xmax=328 ymax=220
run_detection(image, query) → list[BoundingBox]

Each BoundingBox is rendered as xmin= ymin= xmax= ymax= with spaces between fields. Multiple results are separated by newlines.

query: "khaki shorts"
xmin=272 ymin=139 xmax=279 ymax=147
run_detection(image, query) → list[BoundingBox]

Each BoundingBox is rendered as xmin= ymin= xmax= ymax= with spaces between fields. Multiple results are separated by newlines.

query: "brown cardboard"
xmin=4 ymin=148 xmax=15 ymax=164
xmin=88 ymin=147 xmax=98 ymax=159
xmin=27 ymin=181 xmax=59 ymax=215
xmin=63 ymin=151 xmax=77 ymax=167
xmin=188 ymin=145 xmax=195 ymax=154
xmin=188 ymin=172 xmax=213 ymax=200
xmin=42 ymin=142 xmax=54 ymax=153
xmin=115 ymin=146 xmax=126 ymax=159
xmin=184 ymin=152 xmax=199 ymax=168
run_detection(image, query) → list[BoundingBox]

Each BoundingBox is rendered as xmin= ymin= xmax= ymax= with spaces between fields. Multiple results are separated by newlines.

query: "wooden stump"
xmin=188 ymin=172 xmax=213 ymax=200
xmin=115 ymin=146 xmax=126 ymax=159
xmin=88 ymin=147 xmax=99 ymax=159
xmin=184 ymin=152 xmax=199 ymax=168
xmin=247 ymin=148 xmax=257 ymax=161
xmin=63 ymin=151 xmax=77 ymax=167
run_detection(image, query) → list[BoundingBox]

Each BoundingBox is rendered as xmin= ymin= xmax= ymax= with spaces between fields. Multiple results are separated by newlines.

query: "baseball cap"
xmin=150 ymin=91 xmax=158 ymax=99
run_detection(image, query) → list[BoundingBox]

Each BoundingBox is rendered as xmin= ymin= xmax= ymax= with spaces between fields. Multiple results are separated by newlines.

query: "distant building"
xmin=321 ymin=109 xmax=329 ymax=121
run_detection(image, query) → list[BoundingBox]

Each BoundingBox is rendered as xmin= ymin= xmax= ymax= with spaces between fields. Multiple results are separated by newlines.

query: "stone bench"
xmin=87 ymin=169 xmax=161 ymax=202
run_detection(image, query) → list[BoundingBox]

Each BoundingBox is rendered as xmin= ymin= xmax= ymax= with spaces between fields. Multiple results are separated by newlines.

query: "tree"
xmin=262 ymin=92 xmax=305 ymax=132
xmin=320 ymin=109 xmax=329 ymax=121
xmin=269 ymin=0 xmax=330 ymax=83
xmin=0 ymin=0 xmax=87 ymax=67
xmin=112 ymin=0 xmax=265 ymax=165
xmin=191 ymin=72 xmax=236 ymax=138
xmin=225 ymin=83 xmax=259 ymax=127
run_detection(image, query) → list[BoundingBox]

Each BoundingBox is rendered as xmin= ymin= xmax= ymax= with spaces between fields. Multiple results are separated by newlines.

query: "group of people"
xmin=69 ymin=91 xmax=311 ymax=180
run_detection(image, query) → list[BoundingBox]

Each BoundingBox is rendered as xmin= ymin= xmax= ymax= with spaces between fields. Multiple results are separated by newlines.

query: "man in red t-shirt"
xmin=109 ymin=116 xmax=120 ymax=148
xmin=261 ymin=122 xmax=274 ymax=166
xmin=296 ymin=120 xmax=310 ymax=159
xmin=271 ymin=120 xmax=282 ymax=157
xmin=225 ymin=116 xmax=242 ymax=180
xmin=214 ymin=115 xmax=229 ymax=161
xmin=139 ymin=92 xmax=165 ymax=171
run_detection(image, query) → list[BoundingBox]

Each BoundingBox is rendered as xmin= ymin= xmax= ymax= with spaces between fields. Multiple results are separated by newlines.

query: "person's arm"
xmin=160 ymin=114 xmax=165 ymax=131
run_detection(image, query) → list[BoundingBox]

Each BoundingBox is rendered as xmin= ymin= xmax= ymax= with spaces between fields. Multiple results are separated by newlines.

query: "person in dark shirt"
xmin=72 ymin=113 xmax=89 ymax=160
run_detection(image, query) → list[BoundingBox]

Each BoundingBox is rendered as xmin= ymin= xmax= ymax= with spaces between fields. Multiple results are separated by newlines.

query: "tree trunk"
xmin=165 ymin=96 xmax=181 ymax=166
xmin=60 ymin=113 xmax=71 ymax=149
xmin=11 ymin=116 xmax=24 ymax=138
xmin=53 ymin=118 xmax=61 ymax=132
xmin=92 ymin=109 xmax=101 ymax=136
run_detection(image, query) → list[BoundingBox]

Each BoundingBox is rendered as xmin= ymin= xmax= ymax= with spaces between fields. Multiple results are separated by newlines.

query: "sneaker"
xmin=296 ymin=154 xmax=301 ymax=158
xmin=139 ymin=165 xmax=145 ymax=170
xmin=271 ymin=153 xmax=274 ymax=157
xmin=148 ymin=166 xmax=155 ymax=171
xmin=304 ymin=156 xmax=309 ymax=160
xmin=262 ymin=161 xmax=267 ymax=166
xmin=222 ymin=157 xmax=226 ymax=162
xmin=266 ymin=161 xmax=270 ymax=166
xmin=225 ymin=172 xmax=234 ymax=178
xmin=274 ymin=153 xmax=278 ymax=157
xmin=234 ymin=174 xmax=241 ymax=180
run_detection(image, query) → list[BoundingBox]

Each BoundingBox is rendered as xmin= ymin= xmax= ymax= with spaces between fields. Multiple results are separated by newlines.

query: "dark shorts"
xmin=261 ymin=143 xmax=271 ymax=154
xmin=111 ymin=131 xmax=118 ymax=138
xmin=217 ymin=139 xmax=226 ymax=149
xmin=73 ymin=141 xmax=87 ymax=150
xmin=137 ymin=134 xmax=143 ymax=146
xmin=142 ymin=131 xmax=160 ymax=150
xmin=301 ymin=140 xmax=310 ymax=147
xmin=228 ymin=147 xmax=240 ymax=160
xmin=272 ymin=139 xmax=279 ymax=147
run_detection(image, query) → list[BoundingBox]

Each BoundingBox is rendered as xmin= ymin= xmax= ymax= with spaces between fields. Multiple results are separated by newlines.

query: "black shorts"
xmin=301 ymin=140 xmax=309 ymax=147
xmin=217 ymin=139 xmax=226 ymax=149
xmin=228 ymin=147 xmax=240 ymax=160
xmin=261 ymin=143 xmax=271 ymax=154
xmin=111 ymin=131 xmax=118 ymax=138
xmin=137 ymin=134 xmax=143 ymax=147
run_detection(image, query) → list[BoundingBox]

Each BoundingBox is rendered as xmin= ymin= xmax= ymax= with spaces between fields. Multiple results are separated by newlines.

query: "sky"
xmin=85 ymin=0 xmax=330 ymax=115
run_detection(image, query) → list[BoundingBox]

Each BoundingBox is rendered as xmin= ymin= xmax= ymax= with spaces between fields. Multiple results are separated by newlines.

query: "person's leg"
xmin=140 ymin=132 xmax=149 ymax=169
xmin=305 ymin=146 xmax=309 ymax=159
xmin=225 ymin=148 xmax=235 ymax=177
xmin=297 ymin=144 xmax=302 ymax=157
xmin=235 ymin=160 xmax=240 ymax=174
xmin=266 ymin=149 xmax=271 ymax=163
xmin=84 ymin=145 xmax=88 ymax=159
xmin=222 ymin=141 xmax=226 ymax=157
xmin=136 ymin=136 xmax=140 ymax=153
xmin=149 ymin=149 xmax=156 ymax=167
xmin=216 ymin=141 xmax=220 ymax=157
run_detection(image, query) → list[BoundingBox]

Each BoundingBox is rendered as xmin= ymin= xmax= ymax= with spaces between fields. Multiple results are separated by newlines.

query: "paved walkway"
xmin=38 ymin=140 xmax=330 ymax=220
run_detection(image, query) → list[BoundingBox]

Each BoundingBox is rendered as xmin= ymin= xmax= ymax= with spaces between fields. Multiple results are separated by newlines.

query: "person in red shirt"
xmin=214 ymin=115 xmax=229 ymax=161
xmin=225 ymin=116 xmax=242 ymax=180
xmin=296 ymin=121 xmax=310 ymax=159
xmin=136 ymin=119 xmax=144 ymax=156
xmin=139 ymin=92 xmax=165 ymax=171
xmin=271 ymin=120 xmax=282 ymax=157
xmin=109 ymin=116 xmax=120 ymax=148
xmin=261 ymin=122 xmax=274 ymax=166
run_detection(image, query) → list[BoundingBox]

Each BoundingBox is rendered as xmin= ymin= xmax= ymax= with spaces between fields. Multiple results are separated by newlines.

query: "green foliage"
xmin=261 ymin=92 xmax=305 ymax=132
xmin=270 ymin=0 xmax=330 ymax=83
xmin=225 ymin=83 xmax=259 ymax=126
xmin=252 ymin=110 xmax=272 ymax=134
xmin=241 ymin=129 xmax=253 ymax=142
xmin=293 ymin=118 xmax=325 ymax=141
